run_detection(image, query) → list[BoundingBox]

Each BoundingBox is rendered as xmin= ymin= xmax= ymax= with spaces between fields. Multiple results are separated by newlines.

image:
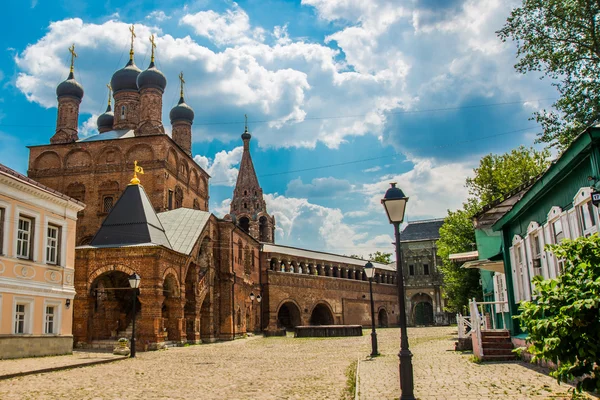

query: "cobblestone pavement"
xmin=359 ymin=327 xmax=596 ymax=400
xmin=0 ymin=352 xmax=124 ymax=378
xmin=0 ymin=327 xmax=593 ymax=399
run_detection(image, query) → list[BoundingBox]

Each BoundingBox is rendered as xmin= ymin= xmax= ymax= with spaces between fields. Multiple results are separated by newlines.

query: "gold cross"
xmin=129 ymin=25 xmax=136 ymax=60
xmin=179 ymin=71 xmax=185 ymax=98
xmin=106 ymin=83 xmax=112 ymax=106
xmin=244 ymin=114 xmax=248 ymax=132
xmin=149 ymin=34 xmax=156 ymax=63
xmin=68 ymin=44 xmax=77 ymax=73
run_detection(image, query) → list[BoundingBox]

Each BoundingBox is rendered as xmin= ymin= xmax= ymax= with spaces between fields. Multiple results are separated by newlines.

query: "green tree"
xmin=466 ymin=146 xmax=550 ymax=206
xmin=369 ymin=251 xmax=392 ymax=264
xmin=516 ymin=235 xmax=600 ymax=393
xmin=498 ymin=0 xmax=600 ymax=149
xmin=436 ymin=199 xmax=482 ymax=313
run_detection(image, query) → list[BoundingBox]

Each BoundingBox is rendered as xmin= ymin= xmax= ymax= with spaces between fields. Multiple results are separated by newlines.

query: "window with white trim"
xmin=44 ymin=306 xmax=56 ymax=334
xmin=17 ymin=216 xmax=33 ymax=259
xmin=530 ymin=232 xmax=543 ymax=276
xmin=120 ymin=105 xmax=126 ymax=119
xmin=14 ymin=304 xmax=26 ymax=334
xmin=552 ymin=218 xmax=564 ymax=243
xmin=46 ymin=225 xmax=61 ymax=265
xmin=514 ymin=242 xmax=528 ymax=301
xmin=577 ymin=200 xmax=597 ymax=237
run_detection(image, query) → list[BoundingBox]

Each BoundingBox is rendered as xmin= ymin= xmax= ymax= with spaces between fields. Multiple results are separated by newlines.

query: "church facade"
xmin=24 ymin=34 xmax=400 ymax=350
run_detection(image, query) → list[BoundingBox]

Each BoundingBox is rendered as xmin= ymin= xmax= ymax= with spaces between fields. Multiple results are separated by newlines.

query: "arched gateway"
xmin=277 ymin=302 xmax=301 ymax=329
xmin=309 ymin=303 xmax=334 ymax=325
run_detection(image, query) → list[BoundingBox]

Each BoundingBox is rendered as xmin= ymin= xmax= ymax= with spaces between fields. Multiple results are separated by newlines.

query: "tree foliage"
xmin=498 ymin=0 xmax=600 ymax=149
xmin=437 ymin=199 xmax=482 ymax=313
xmin=516 ymin=235 xmax=600 ymax=393
xmin=466 ymin=146 xmax=550 ymax=206
xmin=369 ymin=251 xmax=392 ymax=264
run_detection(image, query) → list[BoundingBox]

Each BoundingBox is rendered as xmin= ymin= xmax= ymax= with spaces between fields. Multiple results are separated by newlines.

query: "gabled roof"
xmin=158 ymin=208 xmax=211 ymax=255
xmin=78 ymin=129 xmax=134 ymax=142
xmin=400 ymin=218 xmax=444 ymax=242
xmin=473 ymin=186 xmax=532 ymax=230
xmin=90 ymin=183 xmax=172 ymax=249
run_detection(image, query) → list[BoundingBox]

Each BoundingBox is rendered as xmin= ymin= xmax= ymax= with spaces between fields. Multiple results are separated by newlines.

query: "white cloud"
xmin=180 ymin=3 xmax=264 ymax=46
xmin=362 ymin=166 xmax=381 ymax=173
xmin=361 ymin=157 xmax=473 ymax=219
xmin=345 ymin=210 xmax=369 ymax=218
xmin=213 ymin=197 xmax=231 ymax=217
xmin=194 ymin=146 xmax=243 ymax=186
xmin=79 ymin=114 xmax=98 ymax=138
xmin=264 ymin=193 xmax=393 ymax=257
xmin=146 ymin=11 xmax=171 ymax=22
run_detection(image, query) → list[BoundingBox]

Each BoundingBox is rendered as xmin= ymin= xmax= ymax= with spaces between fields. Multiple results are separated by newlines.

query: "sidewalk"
xmin=357 ymin=327 xmax=595 ymax=400
xmin=0 ymin=351 xmax=126 ymax=380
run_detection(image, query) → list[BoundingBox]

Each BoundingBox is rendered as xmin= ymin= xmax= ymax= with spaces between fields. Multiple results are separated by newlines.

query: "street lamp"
xmin=381 ymin=182 xmax=414 ymax=400
xmin=364 ymin=261 xmax=379 ymax=357
xmin=249 ymin=292 xmax=262 ymax=333
xmin=128 ymin=272 xmax=141 ymax=358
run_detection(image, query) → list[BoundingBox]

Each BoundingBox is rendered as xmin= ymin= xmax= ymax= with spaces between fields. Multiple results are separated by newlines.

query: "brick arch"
xmin=178 ymin=161 xmax=189 ymax=182
xmin=125 ymin=144 xmax=155 ymax=164
xmin=64 ymin=149 xmax=92 ymax=168
xmin=309 ymin=301 xmax=334 ymax=318
xmin=95 ymin=146 xmax=124 ymax=166
xmin=190 ymin=170 xmax=199 ymax=191
xmin=34 ymin=151 xmax=61 ymax=170
xmin=161 ymin=267 xmax=181 ymax=286
xmin=167 ymin=148 xmax=178 ymax=170
xmin=87 ymin=264 xmax=137 ymax=286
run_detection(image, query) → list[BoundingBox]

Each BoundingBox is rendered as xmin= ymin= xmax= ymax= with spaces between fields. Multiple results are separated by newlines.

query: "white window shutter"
xmin=537 ymin=226 xmax=549 ymax=279
xmin=561 ymin=212 xmax=571 ymax=240
xmin=500 ymin=274 xmax=509 ymax=312
xmin=493 ymin=273 xmax=500 ymax=313
xmin=509 ymin=246 xmax=521 ymax=303
xmin=543 ymin=223 xmax=556 ymax=279
xmin=567 ymin=208 xmax=580 ymax=238
xmin=523 ymin=236 xmax=533 ymax=301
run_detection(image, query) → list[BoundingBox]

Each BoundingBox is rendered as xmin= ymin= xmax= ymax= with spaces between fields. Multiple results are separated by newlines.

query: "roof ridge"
xmin=406 ymin=218 xmax=445 ymax=224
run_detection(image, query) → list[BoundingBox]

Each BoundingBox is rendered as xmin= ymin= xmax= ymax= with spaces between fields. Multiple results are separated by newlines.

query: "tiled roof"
xmin=0 ymin=162 xmax=85 ymax=207
xmin=158 ymin=208 xmax=211 ymax=255
xmin=261 ymin=243 xmax=395 ymax=271
xmin=400 ymin=218 xmax=445 ymax=242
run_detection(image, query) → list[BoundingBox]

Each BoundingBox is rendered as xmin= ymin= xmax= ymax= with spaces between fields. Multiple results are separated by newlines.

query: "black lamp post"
xmin=364 ymin=261 xmax=379 ymax=357
xmin=381 ymin=182 xmax=414 ymax=400
xmin=128 ymin=272 xmax=141 ymax=358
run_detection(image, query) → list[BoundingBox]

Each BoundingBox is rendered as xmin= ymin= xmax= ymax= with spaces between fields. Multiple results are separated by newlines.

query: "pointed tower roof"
xmin=90 ymin=183 xmax=172 ymax=249
xmin=234 ymin=115 xmax=260 ymax=189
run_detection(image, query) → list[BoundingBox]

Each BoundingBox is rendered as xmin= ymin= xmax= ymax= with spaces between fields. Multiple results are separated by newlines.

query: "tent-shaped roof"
xmin=89 ymin=183 xmax=172 ymax=249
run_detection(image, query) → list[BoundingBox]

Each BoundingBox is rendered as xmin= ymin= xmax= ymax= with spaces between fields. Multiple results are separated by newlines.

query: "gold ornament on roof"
xmin=130 ymin=160 xmax=144 ymax=185
xmin=178 ymin=71 xmax=185 ymax=98
xmin=129 ymin=25 xmax=136 ymax=60
xmin=68 ymin=43 xmax=77 ymax=73
xmin=106 ymin=83 xmax=112 ymax=106
xmin=149 ymin=34 xmax=156 ymax=63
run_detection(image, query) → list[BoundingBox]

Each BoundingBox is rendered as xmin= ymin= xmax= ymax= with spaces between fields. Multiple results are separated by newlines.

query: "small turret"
xmin=111 ymin=25 xmax=141 ymax=130
xmin=170 ymin=72 xmax=194 ymax=155
xmin=136 ymin=34 xmax=167 ymax=136
xmin=97 ymin=84 xmax=114 ymax=133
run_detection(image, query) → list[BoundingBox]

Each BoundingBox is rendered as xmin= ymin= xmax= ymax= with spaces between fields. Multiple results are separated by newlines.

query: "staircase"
xmin=481 ymin=331 xmax=516 ymax=361
xmin=116 ymin=317 xmax=136 ymax=340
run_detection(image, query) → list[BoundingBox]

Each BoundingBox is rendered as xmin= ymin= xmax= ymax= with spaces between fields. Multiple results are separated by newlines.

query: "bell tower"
xmin=226 ymin=117 xmax=275 ymax=243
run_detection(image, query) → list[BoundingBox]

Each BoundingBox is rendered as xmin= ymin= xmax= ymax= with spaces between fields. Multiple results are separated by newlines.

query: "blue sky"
xmin=2 ymin=0 xmax=556 ymax=257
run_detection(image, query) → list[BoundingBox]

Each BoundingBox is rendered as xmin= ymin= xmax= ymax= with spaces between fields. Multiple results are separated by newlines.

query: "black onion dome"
xmin=137 ymin=61 xmax=167 ymax=92
xmin=241 ymin=129 xmax=251 ymax=140
xmin=97 ymin=104 xmax=114 ymax=130
xmin=110 ymin=59 xmax=142 ymax=93
xmin=170 ymin=97 xmax=195 ymax=124
xmin=56 ymin=71 xmax=84 ymax=100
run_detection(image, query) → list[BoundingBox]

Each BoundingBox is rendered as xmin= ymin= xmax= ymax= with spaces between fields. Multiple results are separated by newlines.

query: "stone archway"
xmin=309 ymin=303 xmax=334 ymax=326
xmin=277 ymin=301 xmax=301 ymax=329
xmin=378 ymin=308 xmax=389 ymax=328
xmin=184 ymin=263 xmax=200 ymax=343
xmin=239 ymin=216 xmax=250 ymax=233
xmin=411 ymin=293 xmax=434 ymax=326
xmin=89 ymin=270 xmax=140 ymax=341
xmin=161 ymin=273 xmax=182 ymax=342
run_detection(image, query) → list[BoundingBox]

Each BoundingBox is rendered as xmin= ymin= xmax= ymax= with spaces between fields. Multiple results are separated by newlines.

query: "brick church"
xmin=26 ymin=34 xmax=402 ymax=350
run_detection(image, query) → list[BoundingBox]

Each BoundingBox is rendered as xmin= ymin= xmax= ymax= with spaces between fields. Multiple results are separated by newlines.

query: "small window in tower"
xmin=103 ymin=196 xmax=114 ymax=213
xmin=255 ymin=203 xmax=258 ymax=209
xmin=244 ymin=203 xmax=247 ymax=209
xmin=244 ymin=190 xmax=247 ymax=196
xmin=120 ymin=105 xmax=126 ymax=119
xmin=254 ymin=191 xmax=257 ymax=196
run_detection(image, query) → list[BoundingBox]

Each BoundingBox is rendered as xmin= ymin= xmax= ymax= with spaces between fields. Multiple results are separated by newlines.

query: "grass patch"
xmin=469 ymin=355 xmax=482 ymax=364
xmin=341 ymin=360 xmax=357 ymax=400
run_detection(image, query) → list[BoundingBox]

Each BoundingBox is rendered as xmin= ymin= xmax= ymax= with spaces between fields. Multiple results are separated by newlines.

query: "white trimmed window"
xmin=574 ymin=188 xmax=598 ymax=238
xmin=14 ymin=304 xmax=26 ymax=334
xmin=46 ymin=225 xmax=61 ymax=265
xmin=552 ymin=218 xmax=564 ymax=243
xmin=45 ymin=306 xmax=55 ymax=334
xmin=17 ymin=216 xmax=33 ymax=259
xmin=530 ymin=231 xmax=543 ymax=277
